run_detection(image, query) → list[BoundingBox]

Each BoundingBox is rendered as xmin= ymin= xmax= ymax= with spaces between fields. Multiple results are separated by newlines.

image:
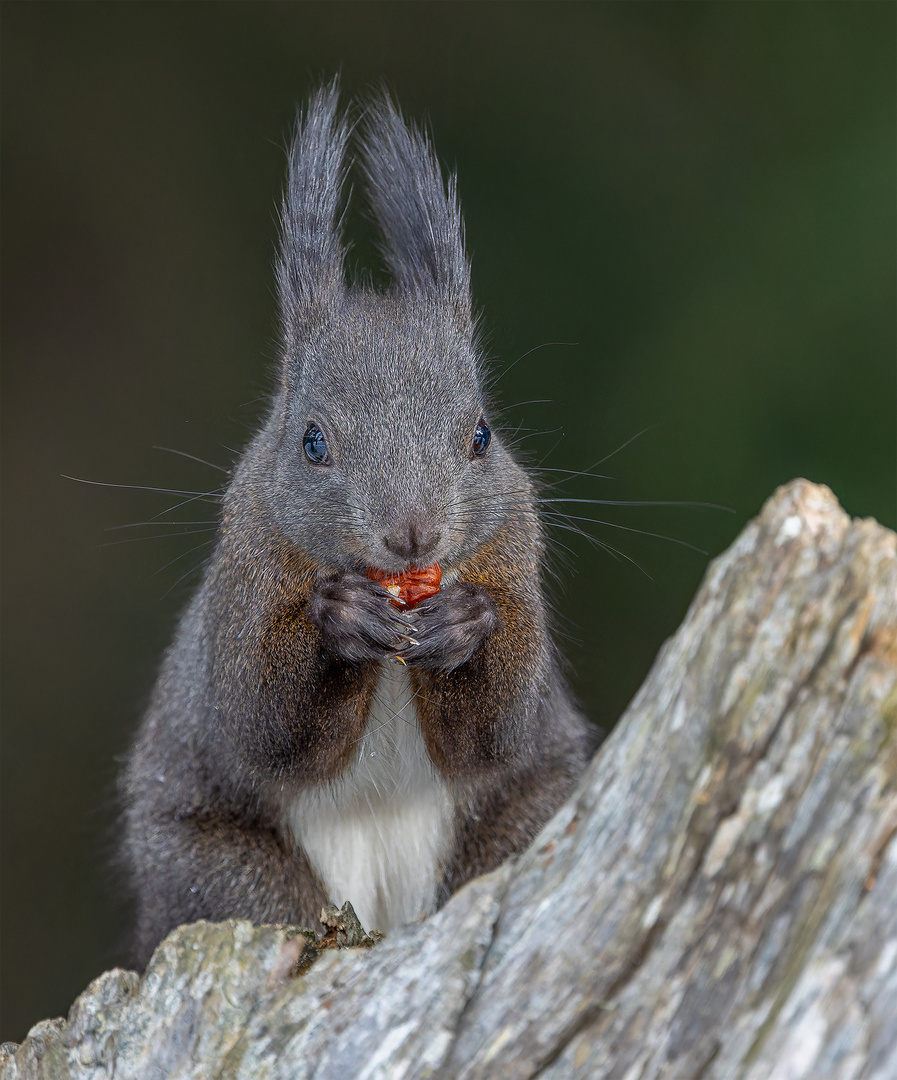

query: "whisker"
xmin=502 ymin=398 xmax=553 ymax=410
xmin=101 ymin=528 xmax=218 ymax=547
xmin=541 ymin=511 xmax=707 ymax=555
xmin=159 ymin=546 xmax=216 ymax=599
xmin=546 ymin=520 xmax=651 ymax=576
xmin=540 ymin=498 xmax=734 ymax=513
xmin=151 ymin=539 xmax=216 ymax=578
xmin=152 ymin=446 xmax=231 ymax=473
xmin=104 ymin=520 xmax=219 ymax=532
xmin=536 ymin=466 xmax=616 ymax=482
xmin=63 ymin=475 xmax=224 ymax=500
xmin=507 ymin=426 xmax=563 ymax=444
xmin=493 ymin=341 xmax=578 ymax=385
xmin=589 ymin=427 xmax=654 ymax=468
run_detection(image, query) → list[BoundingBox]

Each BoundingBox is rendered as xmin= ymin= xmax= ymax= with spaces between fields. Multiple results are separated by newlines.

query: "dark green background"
xmin=2 ymin=1 xmax=894 ymax=1041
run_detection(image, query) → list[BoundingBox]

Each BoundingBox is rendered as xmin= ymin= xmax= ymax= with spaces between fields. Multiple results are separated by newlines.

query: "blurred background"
xmin=2 ymin=1 xmax=894 ymax=1041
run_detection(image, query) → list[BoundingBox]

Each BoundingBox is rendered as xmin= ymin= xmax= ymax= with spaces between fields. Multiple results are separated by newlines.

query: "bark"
xmin=4 ymin=479 xmax=896 ymax=1080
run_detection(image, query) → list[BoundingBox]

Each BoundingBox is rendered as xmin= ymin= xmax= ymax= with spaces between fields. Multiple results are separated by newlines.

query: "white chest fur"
xmin=280 ymin=663 xmax=454 ymax=933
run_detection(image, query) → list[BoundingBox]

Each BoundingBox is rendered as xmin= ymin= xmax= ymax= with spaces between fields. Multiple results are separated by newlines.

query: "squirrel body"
xmin=277 ymin=662 xmax=453 ymax=933
xmin=122 ymin=83 xmax=596 ymax=965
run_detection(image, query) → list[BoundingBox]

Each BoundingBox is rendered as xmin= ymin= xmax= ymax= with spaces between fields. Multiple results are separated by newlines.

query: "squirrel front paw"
xmin=400 ymin=581 xmax=498 ymax=672
xmin=308 ymin=570 xmax=411 ymax=664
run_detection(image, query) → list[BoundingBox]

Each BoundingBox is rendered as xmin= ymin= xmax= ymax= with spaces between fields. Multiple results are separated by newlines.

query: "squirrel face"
xmin=261 ymin=290 xmax=525 ymax=575
xmin=231 ymin=83 xmax=531 ymax=578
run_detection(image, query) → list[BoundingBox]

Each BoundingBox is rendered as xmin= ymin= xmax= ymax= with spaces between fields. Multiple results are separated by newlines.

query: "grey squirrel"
xmin=122 ymin=82 xmax=596 ymax=966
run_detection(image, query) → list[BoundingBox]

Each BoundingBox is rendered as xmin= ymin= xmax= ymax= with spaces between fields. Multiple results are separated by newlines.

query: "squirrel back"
xmin=122 ymin=82 xmax=596 ymax=964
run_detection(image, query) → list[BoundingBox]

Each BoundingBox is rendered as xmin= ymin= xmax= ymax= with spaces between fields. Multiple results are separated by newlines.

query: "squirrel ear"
xmin=278 ymin=80 xmax=350 ymax=344
xmin=361 ymin=94 xmax=471 ymax=320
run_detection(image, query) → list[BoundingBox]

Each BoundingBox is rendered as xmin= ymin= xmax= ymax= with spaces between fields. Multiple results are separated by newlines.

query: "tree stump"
xmin=3 ymin=479 xmax=895 ymax=1079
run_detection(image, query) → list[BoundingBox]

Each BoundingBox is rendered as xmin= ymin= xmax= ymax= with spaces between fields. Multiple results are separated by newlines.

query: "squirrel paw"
xmin=308 ymin=570 xmax=411 ymax=664
xmin=400 ymin=581 xmax=498 ymax=672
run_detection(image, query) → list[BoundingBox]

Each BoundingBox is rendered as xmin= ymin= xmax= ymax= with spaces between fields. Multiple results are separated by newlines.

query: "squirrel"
xmin=122 ymin=82 xmax=597 ymax=967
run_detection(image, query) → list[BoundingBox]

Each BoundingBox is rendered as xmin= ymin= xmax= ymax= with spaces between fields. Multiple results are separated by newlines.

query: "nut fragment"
xmin=367 ymin=563 xmax=442 ymax=609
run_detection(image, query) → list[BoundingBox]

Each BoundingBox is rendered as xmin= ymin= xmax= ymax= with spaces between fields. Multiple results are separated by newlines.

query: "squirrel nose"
xmin=383 ymin=515 xmax=441 ymax=563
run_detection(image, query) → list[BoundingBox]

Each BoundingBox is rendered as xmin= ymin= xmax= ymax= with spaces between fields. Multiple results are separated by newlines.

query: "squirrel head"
xmin=240 ymin=82 xmax=530 ymax=575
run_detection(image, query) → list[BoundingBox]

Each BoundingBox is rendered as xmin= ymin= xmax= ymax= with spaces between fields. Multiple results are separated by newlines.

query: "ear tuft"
xmin=278 ymin=79 xmax=351 ymax=342
xmin=361 ymin=94 xmax=471 ymax=318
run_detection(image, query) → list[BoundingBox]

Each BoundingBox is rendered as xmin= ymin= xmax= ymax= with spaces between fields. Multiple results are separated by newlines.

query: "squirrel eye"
xmin=303 ymin=423 xmax=329 ymax=464
xmin=472 ymin=420 xmax=491 ymax=457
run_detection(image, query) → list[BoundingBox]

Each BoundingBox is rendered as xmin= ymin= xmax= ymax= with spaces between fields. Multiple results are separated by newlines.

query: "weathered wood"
xmin=4 ymin=479 xmax=895 ymax=1080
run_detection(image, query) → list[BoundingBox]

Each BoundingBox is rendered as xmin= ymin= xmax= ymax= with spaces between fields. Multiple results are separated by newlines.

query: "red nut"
xmin=367 ymin=563 xmax=442 ymax=609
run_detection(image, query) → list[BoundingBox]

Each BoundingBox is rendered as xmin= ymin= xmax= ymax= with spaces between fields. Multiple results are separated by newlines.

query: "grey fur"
xmin=277 ymin=79 xmax=351 ymax=346
xmin=122 ymin=81 xmax=596 ymax=966
xmin=361 ymin=94 xmax=470 ymax=313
